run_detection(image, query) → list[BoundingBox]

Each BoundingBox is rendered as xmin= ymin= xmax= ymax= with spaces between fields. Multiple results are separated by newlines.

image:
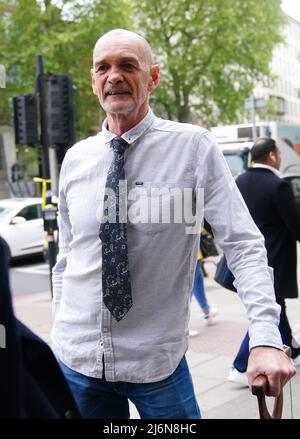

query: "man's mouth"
xmin=105 ymin=91 xmax=130 ymax=96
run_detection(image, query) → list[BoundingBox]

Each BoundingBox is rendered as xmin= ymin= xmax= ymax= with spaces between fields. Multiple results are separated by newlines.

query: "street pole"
xmin=36 ymin=54 xmax=56 ymax=298
xmin=36 ymin=55 xmax=51 ymax=186
xmin=245 ymin=96 xmax=266 ymax=143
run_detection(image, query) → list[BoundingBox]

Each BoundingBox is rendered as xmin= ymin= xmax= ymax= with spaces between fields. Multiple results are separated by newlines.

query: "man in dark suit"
xmin=228 ymin=137 xmax=300 ymax=386
xmin=0 ymin=236 xmax=80 ymax=418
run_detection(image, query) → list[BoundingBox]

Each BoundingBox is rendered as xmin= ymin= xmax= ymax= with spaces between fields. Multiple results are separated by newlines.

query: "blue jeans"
xmin=192 ymin=260 xmax=209 ymax=313
xmin=59 ymin=356 xmax=201 ymax=419
xmin=233 ymin=296 xmax=300 ymax=372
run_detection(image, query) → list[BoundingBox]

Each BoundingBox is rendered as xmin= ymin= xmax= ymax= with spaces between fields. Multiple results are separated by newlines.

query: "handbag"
xmin=214 ymin=255 xmax=237 ymax=292
xmin=200 ymin=230 xmax=219 ymax=258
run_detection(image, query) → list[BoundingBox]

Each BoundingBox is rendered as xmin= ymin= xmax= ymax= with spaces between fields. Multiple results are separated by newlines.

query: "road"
xmin=10 ymin=256 xmax=52 ymax=297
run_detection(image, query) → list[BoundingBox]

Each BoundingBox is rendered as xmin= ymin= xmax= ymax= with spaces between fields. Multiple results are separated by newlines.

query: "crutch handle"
xmin=251 ymin=375 xmax=283 ymax=419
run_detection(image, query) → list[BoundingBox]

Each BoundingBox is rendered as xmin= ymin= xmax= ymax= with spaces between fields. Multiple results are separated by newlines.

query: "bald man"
xmin=52 ymin=29 xmax=295 ymax=419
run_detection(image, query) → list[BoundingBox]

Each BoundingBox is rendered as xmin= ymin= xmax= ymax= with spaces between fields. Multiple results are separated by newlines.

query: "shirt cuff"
xmin=249 ymin=322 xmax=284 ymax=351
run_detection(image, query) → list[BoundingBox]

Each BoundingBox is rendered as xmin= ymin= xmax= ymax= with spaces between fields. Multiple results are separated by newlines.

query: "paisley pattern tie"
xmin=99 ymin=137 xmax=132 ymax=321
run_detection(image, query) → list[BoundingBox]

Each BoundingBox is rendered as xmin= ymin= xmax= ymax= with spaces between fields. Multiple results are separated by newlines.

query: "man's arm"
xmin=198 ymin=132 xmax=281 ymax=349
xmin=52 ymin=158 xmax=72 ymax=316
xmin=195 ymin=132 xmax=295 ymax=395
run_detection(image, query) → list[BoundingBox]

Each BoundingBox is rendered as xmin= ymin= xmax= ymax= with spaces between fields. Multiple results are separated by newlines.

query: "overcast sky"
xmin=281 ymin=0 xmax=300 ymax=22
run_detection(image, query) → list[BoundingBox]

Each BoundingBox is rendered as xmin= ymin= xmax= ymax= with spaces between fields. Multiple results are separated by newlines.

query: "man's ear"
xmin=148 ymin=65 xmax=160 ymax=93
xmin=90 ymin=68 xmax=97 ymax=96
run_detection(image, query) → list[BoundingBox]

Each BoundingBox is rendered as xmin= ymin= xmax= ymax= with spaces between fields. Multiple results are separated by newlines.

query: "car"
xmin=0 ymin=197 xmax=44 ymax=259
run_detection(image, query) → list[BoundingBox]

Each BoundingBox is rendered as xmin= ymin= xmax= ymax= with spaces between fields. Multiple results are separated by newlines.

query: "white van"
xmin=211 ymin=122 xmax=300 ymax=176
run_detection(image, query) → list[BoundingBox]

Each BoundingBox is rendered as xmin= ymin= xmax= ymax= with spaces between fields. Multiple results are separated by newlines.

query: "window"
xmin=224 ymin=154 xmax=245 ymax=177
xmin=17 ymin=204 xmax=42 ymax=221
xmin=238 ymin=127 xmax=259 ymax=140
xmin=269 ymin=95 xmax=286 ymax=116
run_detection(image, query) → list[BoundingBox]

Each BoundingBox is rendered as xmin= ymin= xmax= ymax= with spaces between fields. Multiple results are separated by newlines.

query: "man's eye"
xmin=96 ymin=65 xmax=107 ymax=73
xmin=123 ymin=63 xmax=134 ymax=70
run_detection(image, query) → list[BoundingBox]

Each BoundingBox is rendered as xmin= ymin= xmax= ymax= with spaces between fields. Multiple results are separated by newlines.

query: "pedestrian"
xmin=228 ymin=137 xmax=300 ymax=387
xmin=52 ymin=29 xmax=295 ymax=419
xmin=189 ymin=245 xmax=218 ymax=337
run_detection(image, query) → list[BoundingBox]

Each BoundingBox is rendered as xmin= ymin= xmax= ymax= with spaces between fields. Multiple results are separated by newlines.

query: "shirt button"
xmin=103 ymin=327 xmax=108 ymax=333
xmin=97 ymin=358 xmax=102 ymax=364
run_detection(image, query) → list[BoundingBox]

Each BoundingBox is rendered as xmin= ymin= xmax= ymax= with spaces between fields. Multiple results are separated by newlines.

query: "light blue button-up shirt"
xmin=52 ymin=109 xmax=282 ymax=383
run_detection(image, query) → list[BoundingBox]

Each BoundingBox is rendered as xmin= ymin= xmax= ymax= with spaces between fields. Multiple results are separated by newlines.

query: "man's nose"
xmin=107 ymin=68 xmax=123 ymax=84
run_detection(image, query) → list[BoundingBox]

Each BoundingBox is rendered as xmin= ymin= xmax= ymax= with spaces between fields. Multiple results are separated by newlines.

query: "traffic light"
xmin=13 ymin=94 xmax=39 ymax=145
xmin=47 ymin=74 xmax=76 ymax=147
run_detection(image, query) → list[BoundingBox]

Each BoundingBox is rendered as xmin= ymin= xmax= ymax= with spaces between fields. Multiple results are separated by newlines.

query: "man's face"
xmin=91 ymin=36 xmax=158 ymax=120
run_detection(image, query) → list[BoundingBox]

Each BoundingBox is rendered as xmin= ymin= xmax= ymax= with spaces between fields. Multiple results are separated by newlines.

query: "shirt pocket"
xmin=127 ymin=181 xmax=188 ymax=236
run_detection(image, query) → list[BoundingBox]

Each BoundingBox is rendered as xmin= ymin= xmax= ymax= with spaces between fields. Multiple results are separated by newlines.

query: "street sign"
xmin=245 ymin=97 xmax=266 ymax=110
xmin=254 ymin=97 xmax=266 ymax=110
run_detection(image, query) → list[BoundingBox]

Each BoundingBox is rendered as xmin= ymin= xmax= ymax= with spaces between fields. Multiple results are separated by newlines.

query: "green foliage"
xmin=0 ymin=0 xmax=132 ymax=138
xmin=132 ymin=0 xmax=286 ymax=126
xmin=16 ymin=144 xmax=41 ymax=178
xmin=0 ymin=0 xmax=288 ymax=135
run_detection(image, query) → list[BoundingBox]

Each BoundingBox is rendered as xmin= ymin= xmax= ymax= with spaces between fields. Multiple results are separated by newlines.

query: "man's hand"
xmin=247 ymin=346 xmax=296 ymax=397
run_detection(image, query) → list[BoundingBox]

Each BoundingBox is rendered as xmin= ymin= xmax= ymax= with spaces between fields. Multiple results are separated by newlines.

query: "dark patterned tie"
xmin=99 ymin=137 xmax=132 ymax=321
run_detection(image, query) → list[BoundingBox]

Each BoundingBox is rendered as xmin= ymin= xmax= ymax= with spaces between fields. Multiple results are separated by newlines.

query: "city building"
xmin=254 ymin=12 xmax=300 ymax=126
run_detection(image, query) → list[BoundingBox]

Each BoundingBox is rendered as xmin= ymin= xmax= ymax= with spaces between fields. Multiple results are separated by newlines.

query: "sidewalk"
xmin=13 ymin=259 xmax=300 ymax=419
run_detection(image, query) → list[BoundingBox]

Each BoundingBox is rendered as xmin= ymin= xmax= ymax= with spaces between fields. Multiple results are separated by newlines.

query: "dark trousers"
xmin=233 ymin=296 xmax=300 ymax=372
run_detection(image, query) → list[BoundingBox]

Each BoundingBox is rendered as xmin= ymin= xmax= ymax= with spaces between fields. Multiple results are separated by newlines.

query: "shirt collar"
xmin=253 ymin=163 xmax=282 ymax=177
xmin=100 ymin=108 xmax=156 ymax=145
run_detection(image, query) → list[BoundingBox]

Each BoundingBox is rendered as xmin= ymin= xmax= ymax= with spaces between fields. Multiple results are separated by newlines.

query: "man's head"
xmin=251 ymin=137 xmax=281 ymax=170
xmin=91 ymin=29 xmax=160 ymax=129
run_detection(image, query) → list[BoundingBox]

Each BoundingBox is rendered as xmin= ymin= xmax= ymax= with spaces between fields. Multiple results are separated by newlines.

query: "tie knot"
xmin=111 ymin=137 xmax=129 ymax=154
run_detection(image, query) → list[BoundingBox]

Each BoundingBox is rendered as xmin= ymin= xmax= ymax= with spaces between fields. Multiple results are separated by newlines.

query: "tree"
xmin=1 ymin=0 xmax=287 ymax=132
xmin=0 ymin=0 xmax=132 ymax=138
xmin=132 ymin=0 xmax=286 ymax=126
